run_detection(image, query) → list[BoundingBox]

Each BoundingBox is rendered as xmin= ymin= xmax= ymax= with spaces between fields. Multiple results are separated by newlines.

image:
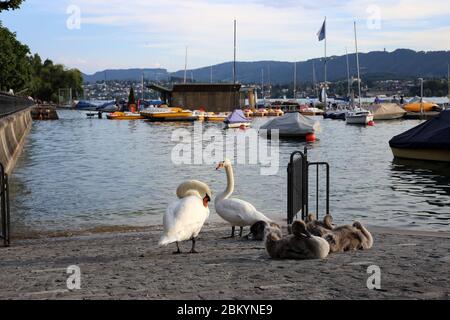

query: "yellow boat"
xmin=253 ymin=108 xmax=268 ymax=117
xmin=244 ymin=109 xmax=253 ymax=117
xmin=267 ymin=108 xmax=284 ymax=117
xmin=106 ymin=111 xmax=144 ymax=120
xmin=204 ymin=112 xmax=229 ymax=122
xmin=404 ymin=102 xmax=439 ymax=112
xmin=140 ymin=107 xmax=196 ymax=122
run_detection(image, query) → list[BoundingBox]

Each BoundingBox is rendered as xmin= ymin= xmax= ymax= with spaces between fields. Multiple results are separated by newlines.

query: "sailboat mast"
xmin=184 ymin=46 xmax=188 ymax=84
xmin=312 ymin=61 xmax=318 ymax=98
xmin=354 ymin=21 xmax=362 ymax=107
xmin=447 ymin=63 xmax=450 ymax=100
xmin=261 ymin=69 xmax=264 ymax=102
xmin=210 ymin=65 xmax=213 ymax=84
xmin=141 ymin=74 xmax=144 ymax=101
xmin=294 ymin=62 xmax=297 ymax=99
xmin=346 ymin=47 xmax=351 ymax=98
xmin=233 ymin=19 xmax=237 ymax=84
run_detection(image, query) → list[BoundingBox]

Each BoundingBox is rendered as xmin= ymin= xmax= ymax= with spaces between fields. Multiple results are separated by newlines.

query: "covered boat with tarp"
xmin=366 ymin=103 xmax=406 ymax=120
xmin=403 ymin=97 xmax=439 ymax=113
xmin=259 ymin=112 xmax=319 ymax=138
xmin=224 ymin=109 xmax=252 ymax=128
xmin=389 ymin=110 xmax=450 ymax=162
xmin=74 ymin=100 xmax=117 ymax=112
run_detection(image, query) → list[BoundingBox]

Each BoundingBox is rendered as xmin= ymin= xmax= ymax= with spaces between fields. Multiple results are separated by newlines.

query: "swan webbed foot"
xmin=188 ymin=238 xmax=199 ymax=254
xmin=173 ymin=242 xmax=182 ymax=255
xmin=222 ymin=226 xmax=236 ymax=239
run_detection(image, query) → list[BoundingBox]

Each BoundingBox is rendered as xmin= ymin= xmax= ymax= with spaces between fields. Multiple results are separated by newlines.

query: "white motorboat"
xmin=346 ymin=109 xmax=374 ymax=125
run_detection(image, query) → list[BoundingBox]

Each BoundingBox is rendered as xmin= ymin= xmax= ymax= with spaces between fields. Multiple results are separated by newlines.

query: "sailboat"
xmin=346 ymin=22 xmax=374 ymax=125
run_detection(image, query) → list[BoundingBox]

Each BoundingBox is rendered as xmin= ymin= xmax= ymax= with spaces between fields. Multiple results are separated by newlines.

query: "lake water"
xmin=9 ymin=110 xmax=450 ymax=236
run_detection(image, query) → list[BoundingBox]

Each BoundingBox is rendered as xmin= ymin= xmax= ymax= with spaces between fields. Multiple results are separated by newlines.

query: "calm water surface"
xmin=9 ymin=110 xmax=450 ymax=234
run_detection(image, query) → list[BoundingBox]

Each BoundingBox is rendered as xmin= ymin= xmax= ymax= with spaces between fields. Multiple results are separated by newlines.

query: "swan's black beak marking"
xmin=203 ymin=195 xmax=211 ymax=208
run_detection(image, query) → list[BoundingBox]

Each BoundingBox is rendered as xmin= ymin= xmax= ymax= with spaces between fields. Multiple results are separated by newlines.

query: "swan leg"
xmin=222 ymin=226 xmax=236 ymax=239
xmin=189 ymin=238 xmax=199 ymax=254
xmin=173 ymin=242 xmax=182 ymax=255
xmin=239 ymin=227 xmax=243 ymax=238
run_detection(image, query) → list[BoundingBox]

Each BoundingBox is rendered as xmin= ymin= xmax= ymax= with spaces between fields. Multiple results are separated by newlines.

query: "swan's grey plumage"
xmin=265 ymin=220 xmax=329 ymax=260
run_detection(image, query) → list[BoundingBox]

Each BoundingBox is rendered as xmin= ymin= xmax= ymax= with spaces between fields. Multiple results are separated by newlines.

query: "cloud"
xmin=40 ymin=0 xmax=450 ymax=72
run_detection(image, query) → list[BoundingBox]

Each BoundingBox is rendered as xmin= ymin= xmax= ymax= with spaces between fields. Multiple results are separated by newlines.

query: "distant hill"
xmin=82 ymin=68 xmax=169 ymax=83
xmin=83 ymin=49 xmax=450 ymax=84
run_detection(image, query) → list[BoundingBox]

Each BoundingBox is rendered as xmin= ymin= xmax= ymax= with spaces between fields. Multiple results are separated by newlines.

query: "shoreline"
xmin=10 ymin=221 xmax=450 ymax=241
xmin=1 ymin=224 xmax=449 ymax=300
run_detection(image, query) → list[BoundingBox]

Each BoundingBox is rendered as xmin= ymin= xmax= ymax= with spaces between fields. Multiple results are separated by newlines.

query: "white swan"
xmin=215 ymin=159 xmax=271 ymax=238
xmin=159 ymin=181 xmax=212 ymax=254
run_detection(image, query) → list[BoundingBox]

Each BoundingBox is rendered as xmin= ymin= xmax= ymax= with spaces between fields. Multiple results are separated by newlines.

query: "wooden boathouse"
xmin=148 ymin=83 xmax=248 ymax=112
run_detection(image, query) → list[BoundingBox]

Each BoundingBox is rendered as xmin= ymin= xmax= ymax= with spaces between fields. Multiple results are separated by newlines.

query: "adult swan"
xmin=159 ymin=180 xmax=212 ymax=254
xmin=215 ymin=159 xmax=271 ymax=238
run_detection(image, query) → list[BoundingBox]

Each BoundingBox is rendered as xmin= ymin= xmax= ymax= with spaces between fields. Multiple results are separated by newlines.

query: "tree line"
xmin=0 ymin=1 xmax=83 ymax=102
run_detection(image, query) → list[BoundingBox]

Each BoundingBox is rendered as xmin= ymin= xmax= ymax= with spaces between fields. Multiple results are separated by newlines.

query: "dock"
xmin=31 ymin=105 xmax=59 ymax=120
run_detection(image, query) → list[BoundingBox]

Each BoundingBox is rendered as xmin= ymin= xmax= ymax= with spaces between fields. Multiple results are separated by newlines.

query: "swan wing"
xmin=215 ymin=198 xmax=270 ymax=226
xmin=159 ymin=196 xmax=209 ymax=245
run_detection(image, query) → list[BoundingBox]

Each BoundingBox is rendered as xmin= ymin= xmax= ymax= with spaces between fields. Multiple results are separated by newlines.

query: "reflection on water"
xmin=391 ymin=158 xmax=450 ymax=212
xmin=8 ymin=110 xmax=450 ymax=235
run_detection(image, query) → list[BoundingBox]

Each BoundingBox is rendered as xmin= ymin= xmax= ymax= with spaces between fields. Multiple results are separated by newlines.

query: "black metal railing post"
xmin=288 ymin=149 xmax=330 ymax=227
xmin=0 ymin=162 xmax=10 ymax=247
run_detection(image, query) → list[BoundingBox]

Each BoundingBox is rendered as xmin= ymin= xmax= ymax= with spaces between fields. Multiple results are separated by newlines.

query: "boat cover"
xmin=389 ymin=110 xmax=450 ymax=150
xmin=366 ymin=103 xmax=406 ymax=117
xmin=260 ymin=112 xmax=319 ymax=136
xmin=225 ymin=109 xmax=251 ymax=123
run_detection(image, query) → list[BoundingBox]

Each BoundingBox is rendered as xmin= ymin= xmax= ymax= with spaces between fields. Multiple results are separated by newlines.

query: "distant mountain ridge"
xmin=82 ymin=49 xmax=450 ymax=84
xmin=82 ymin=68 xmax=169 ymax=83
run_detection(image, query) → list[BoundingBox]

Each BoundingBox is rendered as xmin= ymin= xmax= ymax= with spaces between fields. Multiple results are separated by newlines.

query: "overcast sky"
xmin=2 ymin=0 xmax=450 ymax=74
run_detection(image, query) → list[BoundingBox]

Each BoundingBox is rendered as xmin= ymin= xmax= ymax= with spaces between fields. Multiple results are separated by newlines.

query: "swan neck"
xmin=221 ymin=164 xmax=234 ymax=200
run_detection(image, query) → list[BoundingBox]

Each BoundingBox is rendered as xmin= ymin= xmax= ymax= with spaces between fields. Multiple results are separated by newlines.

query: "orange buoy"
xmin=306 ymin=133 xmax=316 ymax=142
xmin=367 ymin=121 xmax=375 ymax=126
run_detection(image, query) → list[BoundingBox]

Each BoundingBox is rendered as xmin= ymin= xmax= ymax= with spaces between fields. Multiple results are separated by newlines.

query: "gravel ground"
xmin=0 ymin=223 xmax=449 ymax=300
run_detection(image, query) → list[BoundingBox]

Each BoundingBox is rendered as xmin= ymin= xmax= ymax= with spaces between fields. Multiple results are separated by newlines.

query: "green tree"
xmin=0 ymin=22 xmax=31 ymax=91
xmin=0 ymin=0 xmax=24 ymax=12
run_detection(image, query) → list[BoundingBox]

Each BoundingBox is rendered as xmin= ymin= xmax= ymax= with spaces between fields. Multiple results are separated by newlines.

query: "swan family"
xmin=159 ymin=159 xmax=373 ymax=260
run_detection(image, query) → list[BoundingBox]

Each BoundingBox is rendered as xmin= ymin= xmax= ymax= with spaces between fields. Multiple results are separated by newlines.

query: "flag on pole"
xmin=317 ymin=19 xmax=326 ymax=41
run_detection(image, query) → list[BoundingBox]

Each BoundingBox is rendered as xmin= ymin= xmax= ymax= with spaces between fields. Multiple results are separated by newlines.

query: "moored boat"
xmin=253 ymin=108 xmax=268 ymax=117
xmin=106 ymin=111 xmax=144 ymax=120
xmin=204 ymin=112 xmax=229 ymax=122
xmin=140 ymin=107 xmax=196 ymax=122
xmin=267 ymin=108 xmax=284 ymax=117
xmin=346 ymin=109 xmax=374 ymax=125
xmin=224 ymin=109 xmax=252 ymax=129
xmin=389 ymin=109 xmax=450 ymax=162
xmin=404 ymin=98 xmax=439 ymax=113
xmin=366 ymin=103 xmax=406 ymax=120
xmin=259 ymin=112 xmax=319 ymax=138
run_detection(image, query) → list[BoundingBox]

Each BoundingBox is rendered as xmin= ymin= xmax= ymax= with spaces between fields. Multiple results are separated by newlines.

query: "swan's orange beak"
xmin=216 ymin=162 xmax=224 ymax=170
xmin=203 ymin=195 xmax=211 ymax=208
